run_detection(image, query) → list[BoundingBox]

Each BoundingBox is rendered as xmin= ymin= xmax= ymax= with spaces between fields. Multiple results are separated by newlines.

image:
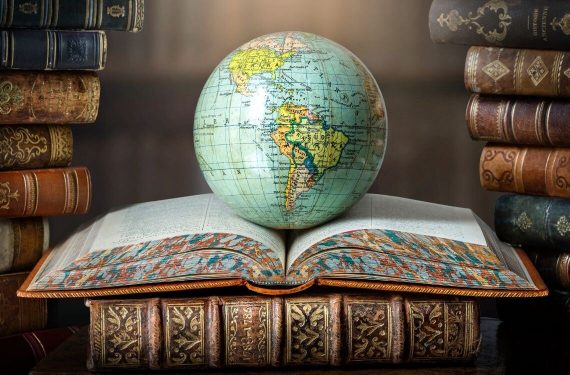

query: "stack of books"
xmin=430 ymin=0 xmax=570 ymax=322
xmin=0 ymin=0 xmax=143 ymax=372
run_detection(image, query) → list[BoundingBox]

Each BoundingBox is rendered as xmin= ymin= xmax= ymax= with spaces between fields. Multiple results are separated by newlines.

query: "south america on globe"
xmin=194 ymin=31 xmax=387 ymax=229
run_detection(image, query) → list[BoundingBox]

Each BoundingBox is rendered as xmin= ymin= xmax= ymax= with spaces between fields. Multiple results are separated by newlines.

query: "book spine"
xmin=0 ymin=272 xmax=46 ymax=336
xmin=466 ymin=94 xmax=570 ymax=146
xmin=0 ymin=126 xmax=72 ymax=170
xmin=465 ymin=46 xmax=570 ymax=97
xmin=0 ymin=72 xmax=100 ymax=124
xmin=430 ymin=0 xmax=570 ymax=50
xmin=87 ymin=295 xmax=480 ymax=370
xmin=0 ymin=217 xmax=48 ymax=274
xmin=0 ymin=0 xmax=144 ymax=32
xmin=0 ymin=166 xmax=91 ymax=217
xmin=528 ymin=251 xmax=570 ymax=291
xmin=480 ymin=144 xmax=570 ymax=198
xmin=0 ymin=30 xmax=106 ymax=70
xmin=495 ymin=194 xmax=570 ymax=250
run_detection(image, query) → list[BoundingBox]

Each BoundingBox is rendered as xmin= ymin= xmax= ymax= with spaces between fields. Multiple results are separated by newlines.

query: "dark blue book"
xmin=0 ymin=30 xmax=106 ymax=70
xmin=0 ymin=0 xmax=143 ymax=31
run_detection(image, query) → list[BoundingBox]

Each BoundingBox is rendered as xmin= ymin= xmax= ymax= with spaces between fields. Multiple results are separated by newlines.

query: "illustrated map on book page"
xmin=19 ymin=194 xmax=547 ymax=298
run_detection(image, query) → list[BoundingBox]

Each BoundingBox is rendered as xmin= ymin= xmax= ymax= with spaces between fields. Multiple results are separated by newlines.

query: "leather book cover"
xmin=0 ymin=272 xmax=46 ymax=336
xmin=0 ymin=72 xmax=100 ymax=124
xmin=527 ymin=251 xmax=570 ymax=291
xmin=465 ymin=46 xmax=570 ymax=97
xmin=0 ymin=166 xmax=91 ymax=218
xmin=480 ymin=144 xmax=570 ymax=198
xmin=467 ymin=94 xmax=570 ymax=146
xmin=0 ymin=30 xmax=106 ymax=70
xmin=0 ymin=126 xmax=72 ymax=170
xmin=0 ymin=217 xmax=48 ymax=274
xmin=86 ymin=294 xmax=480 ymax=370
xmin=495 ymin=194 xmax=570 ymax=251
xmin=430 ymin=0 xmax=570 ymax=50
xmin=0 ymin=0 xmax=143 ymax=32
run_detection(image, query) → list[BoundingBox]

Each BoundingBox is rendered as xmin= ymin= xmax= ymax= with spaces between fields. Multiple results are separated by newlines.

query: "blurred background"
xmin=49 ymin=0 xmax=499 ymax=325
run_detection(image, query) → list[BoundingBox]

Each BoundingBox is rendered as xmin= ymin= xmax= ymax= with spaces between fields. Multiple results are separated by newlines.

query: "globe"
xmin=194 ymin=31 xmax=387 ymax=229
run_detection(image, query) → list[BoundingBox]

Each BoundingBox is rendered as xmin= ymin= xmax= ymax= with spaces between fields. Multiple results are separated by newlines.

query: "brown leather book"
xmin=465 ymin=46 xmax=570 ymax=97
xmin=0 ymin=217 xmax=48 ymax=274
xmin=0 ymin=72 xmax=99 ymax=124
xmin=0 ymin=126 xmax=72 ymax=170
xmin=0 ymin=272 xmax=46 ymax=336
xmin=467 ymin=94 xmax=570 ymax=146
xmin=86 ymin=294 xmax=480 ymax=370
xmin=527 ymin=251 xmax=570 ymax=291
xmin=0 ymin=167 xmax=91 ymax=218
xmin=480 ymin=144 xmax=570 ymax=198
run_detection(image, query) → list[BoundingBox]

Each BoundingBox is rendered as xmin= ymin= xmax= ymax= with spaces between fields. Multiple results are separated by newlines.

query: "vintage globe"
xmin=194 ymin=31 xmax=387 ymax=229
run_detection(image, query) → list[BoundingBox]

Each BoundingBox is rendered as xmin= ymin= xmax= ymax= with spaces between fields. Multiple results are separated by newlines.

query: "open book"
xmin=18 ymin=194 xmax=547 ymax=298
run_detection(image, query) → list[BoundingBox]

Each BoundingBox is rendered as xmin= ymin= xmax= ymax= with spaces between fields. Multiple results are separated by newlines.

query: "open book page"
xmin=29 ymin=194 xmax=286 ymax=289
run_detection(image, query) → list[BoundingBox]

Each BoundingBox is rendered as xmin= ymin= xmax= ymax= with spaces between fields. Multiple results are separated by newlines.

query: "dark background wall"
xmin=48 ymin=0 xmax=500 ymax=325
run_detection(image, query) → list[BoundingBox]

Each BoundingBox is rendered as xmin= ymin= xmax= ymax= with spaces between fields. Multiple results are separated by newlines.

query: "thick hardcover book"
xmin=467 ymin=94 xmax=570 ymax=146
xmin=480 ymin=144 xmax=570 ymax=198
xmin=0 ymin=0 xmax=143 ymax=32
xmin=527 ymin=250 xmax=570 ymax=291
xmin=0 ymin=126 xmax=72 ymax=170
xmin=0 ymin=217 xmax=48 ymax=274
xmin=430 ymin=0 xmax=570 ymax=50
xmin=0 ymin=272 xmax=46 ymax=336
xmin=0 ymin=30 xmax=106 ymax=70
xmin=0 ymin=326 xmax=79 ymax=374
xmin=86 ymin=294 xmax=480 ymax=370
xmin=18 ymin=194 xmax=547 ymax=298
xmin=0 ymin=166 xmax=91 ymax=218
xmin=495 ymin=194 xmax=570 ymax=250
xmin=465 ymin=46 xmax=570 ymax=97
xmin=0 ymin=72 xmax=100 ymax=124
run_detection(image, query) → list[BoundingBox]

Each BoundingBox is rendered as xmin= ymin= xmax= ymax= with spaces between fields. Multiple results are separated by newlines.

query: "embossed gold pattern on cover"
xmin=0 ymin=81 xmax=24 ymax=115
xmin=100 ymin=304 xmax=142 ymax=367
xmin=527 ymin=56 xmax=549 ymax=86
xmin=286 ymin=300 xmax=329 ymax=365
xmin=555 ymin=216 xmax=570 ymax=236
xmin=0 ymin=127 xmax=47 ymax=167
xmin=347 ymin=301 xmax=392 ymax=362
xmin=515 ymin=212 xmax=533 ymax=232
xmin=164 ymin=303 xmax=205 ymax=367
xmin=0 ymin=181 xmax=18 ymax=209
xmin=482 ymin=60 xmax=510 ymax=81
xmin=48 ymin=126 xmax=72 ymax=166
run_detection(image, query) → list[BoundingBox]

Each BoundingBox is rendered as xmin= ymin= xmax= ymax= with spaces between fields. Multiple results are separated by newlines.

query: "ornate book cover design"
xmin=86 ymin=294 xmax=480 ymax=370
xmin=19 ymin=194 xmax=547 ymax=298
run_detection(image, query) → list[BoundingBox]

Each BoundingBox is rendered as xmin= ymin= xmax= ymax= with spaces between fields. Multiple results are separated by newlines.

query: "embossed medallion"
xmin=100 ymin=304 xmax=142 ymax=367
xmin=347 ymin=301 xmax=392 ymax=362
xmin=0 ymin=127 xmax=48 ymax=168
xmin=482 ymin=60 xmax=510 ymax=81
xmin=527 ymin=56 xmax=549 ymax=86
xmin=0 ymin=182 xmax=19 ymax=209
xmin=551 ymin=13 xmax=570 ymax=35
xmin=107 ymin=5 xmax=126 ymax=18
xmin=0 ymin=81 xmax=24 ymax=115
xmin=18 ymin=2 xmax=38 ymax=14
xmin=165 ymin=303 xmax=205 ymax=366
xmin=286 ymin=301 xmax=329 ymax=365
xmin=515 ymin=212 xmax=533 ymax=232
xmin=556 ymin=216 xmax=570 ymax=236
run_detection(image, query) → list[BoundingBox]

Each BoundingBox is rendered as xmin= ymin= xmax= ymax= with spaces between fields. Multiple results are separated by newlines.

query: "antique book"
xmin=18 ymin=194 xmax=547 ymax=298
xmin=480 ymin=144 xmax=570 ymax=198
xmin=0 ymin=326 xmax=79 ymax=374
xmin=86 ymin=294 xmax=480 ymax=370
xmin=0 ymin=30 xmax=106 ymax=70
xmin=430 ymin=0 xmax=570 ymax=50
xmin=0 ymin=126 xmax=72 ymax=170
xmin=498 ymin=289 xmax=570 ymax=323
xmin=0 ymin=0 xmax=143 ymax=32
xmin=466 ymin=94 xmax=570 ymax=146
xmin=0 ymin=272 xmax=46 ymax=336
xmin=0 ymin=166 xmax=91 ymax=218
xmin=0 ymin=72 xmax=100 ymax=124
xmin=495 ymin=194 xmax=570 ymax=250
xmin=465 ymin=46 xmax=570 ymax=97
xmin=0 ymin=217 xmax=48 ymax=274
xmin=527 ymin=250 xmax=570 ymax=291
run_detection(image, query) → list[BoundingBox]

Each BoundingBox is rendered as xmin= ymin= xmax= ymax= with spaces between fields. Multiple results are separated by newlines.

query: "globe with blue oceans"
xmin=194 ymin=31 xmax=387 ymax=229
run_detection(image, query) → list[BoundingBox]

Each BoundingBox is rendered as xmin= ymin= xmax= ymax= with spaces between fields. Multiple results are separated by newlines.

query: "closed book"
xmin=86 ymin=294 xmax=480 ymax=370
xmin=0 ymin=217 xmax=48 ymax=274
xmin=0 ymin=30 xmax=106 ymax=70
xmin=480 ymin=144 xmax=570 ymax=198
xmin=495 ymin=195 xmax=570 ymax=251
xmin=430 ymin=0 xmax=570 ymax=50
xmin=0 ymin=272 xmax=46 ymax=336
xmin=0 ymin=72 xmax=100 ymax=124
xmin=465 ymin=46 xmax=570 ymax=97
xmin=0 ymin=126 xmax=72 ymax=170
xmin=0 ymin=0 xmax=143 ymax=32
xmin=0 ymin=326 xmax=79 ymax=374
xmin=0 ymin=166 xmax=91 ymax=218
xmin=467 ymin=94 xmax=570 ymax=146
xmin=527 ymin=251 xmax=570 ymax=291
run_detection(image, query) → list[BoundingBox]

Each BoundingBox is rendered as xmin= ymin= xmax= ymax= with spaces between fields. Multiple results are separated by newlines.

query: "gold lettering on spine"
xmin=100 ymin=304 xmax=142 ymax=367
xmin=165 ymin=303 xmax=205 ymax=367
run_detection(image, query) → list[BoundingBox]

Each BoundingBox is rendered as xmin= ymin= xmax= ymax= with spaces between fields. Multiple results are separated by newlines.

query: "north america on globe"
xmin=194 ymin=31 xmax=387 ymax=229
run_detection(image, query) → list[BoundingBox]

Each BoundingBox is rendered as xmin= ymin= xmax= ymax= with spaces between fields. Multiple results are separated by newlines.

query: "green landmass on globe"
xmin=194 ymin=31 xmax=387 ymax=229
